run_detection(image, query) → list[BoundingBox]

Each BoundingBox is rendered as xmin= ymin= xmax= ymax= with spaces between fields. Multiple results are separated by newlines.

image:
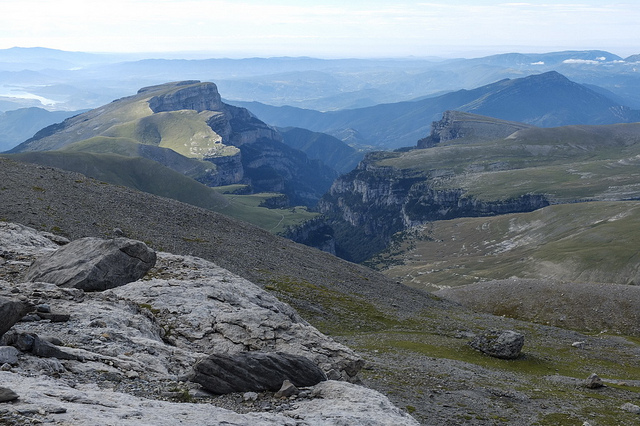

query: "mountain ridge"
xmin=8 ymin=80 xmax=338 ymax=207
xmin=232 ymin=71 xmax=640 ymax=149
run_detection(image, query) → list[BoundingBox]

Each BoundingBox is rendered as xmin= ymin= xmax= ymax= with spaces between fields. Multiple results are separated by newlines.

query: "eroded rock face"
xmin=192 ymin=352 xmax=326 ymax=394
xmin=24 ymin=237 xmax=156 ymax=291
xmin=469 ymin=330 xmax=524 ymax=359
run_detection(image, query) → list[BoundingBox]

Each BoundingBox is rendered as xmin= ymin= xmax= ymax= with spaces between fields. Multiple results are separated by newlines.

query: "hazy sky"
xmin=1 ymin=0 xmax=638 ymax=58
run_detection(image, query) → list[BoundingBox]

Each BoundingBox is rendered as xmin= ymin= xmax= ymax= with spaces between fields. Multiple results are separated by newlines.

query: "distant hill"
xmin=0 ymin=47 xmax=112 ymax=70
xmin=8 ymin=80 xmax=337 ymax=207
xmin=231 ymin=72 xmax=640 ymax=149
xmin=4 ymin=48 xmax=640 ymax=113
xmin=0 ymin=107 xmax=83 ymax=152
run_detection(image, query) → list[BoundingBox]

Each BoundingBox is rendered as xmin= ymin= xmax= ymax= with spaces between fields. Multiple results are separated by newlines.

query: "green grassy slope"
xmin=3 ymin=152 xmax=316 ymax=234
xmin=11 ymin=81 xmax=231 ymax=159
xmin=5 ymin=151 xmax=229 ymax=210
xmin=212 ymin=185 xmax=318 ymax=234
xmin=370 ymin=201 xmax=640 ymax=290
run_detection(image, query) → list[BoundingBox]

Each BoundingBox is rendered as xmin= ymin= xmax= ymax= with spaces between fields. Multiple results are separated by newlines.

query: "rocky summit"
xmin=0 ymin=221 xmax=417 ymax=425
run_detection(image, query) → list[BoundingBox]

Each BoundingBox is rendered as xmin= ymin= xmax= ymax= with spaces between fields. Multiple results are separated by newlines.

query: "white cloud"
xmin=563 ymin=59 xmax=601 ymax=64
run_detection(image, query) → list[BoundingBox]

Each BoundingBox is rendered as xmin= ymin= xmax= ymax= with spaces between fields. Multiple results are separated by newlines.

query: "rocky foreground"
xmin=0 ymin=222 xmax=417 ymax=425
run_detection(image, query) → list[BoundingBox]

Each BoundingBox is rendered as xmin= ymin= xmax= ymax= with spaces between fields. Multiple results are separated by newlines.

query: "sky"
xmin=0 ymin=0 xmax=639 ymax=58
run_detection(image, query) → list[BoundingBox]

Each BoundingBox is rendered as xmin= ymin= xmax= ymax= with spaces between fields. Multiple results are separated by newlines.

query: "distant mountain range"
xmin=231 ymin=71 xmax=640 ymax=149
xmin=2 ymin=47 xmax=640 ymax=113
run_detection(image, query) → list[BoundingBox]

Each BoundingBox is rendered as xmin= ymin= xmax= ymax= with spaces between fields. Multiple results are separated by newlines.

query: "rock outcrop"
xmin=147 ymin=81 xmax=224 ymax=113
xmin=24 ymin=237 xmax=156 ymax=291
xmin=417 ymin=110 xmax=533 ymax=148
xmin=192 ymin=352 xmax=327 ymax=394
xmin=0 ymin=222 xmax=416 ymax=425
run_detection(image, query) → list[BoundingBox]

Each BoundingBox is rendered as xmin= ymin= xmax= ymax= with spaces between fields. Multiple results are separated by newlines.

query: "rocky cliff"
xmin=313 ymin=151 xmax=549 ymax=262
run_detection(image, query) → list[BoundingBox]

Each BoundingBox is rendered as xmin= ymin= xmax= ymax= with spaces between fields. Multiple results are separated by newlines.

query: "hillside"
xmin=303 ymin=113 xmax=640 ymax=262
xmin=232 ymin=71 xmax=640 ymax=149
xmin=8 ymin=81 xmax=337 ymax=207
xmin=3 ymin=155 xmax=640 ymax=425
xmin=371 ymin=201 xmax=640 ymax=291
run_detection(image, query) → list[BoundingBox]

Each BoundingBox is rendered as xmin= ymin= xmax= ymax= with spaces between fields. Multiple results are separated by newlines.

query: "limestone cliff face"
xmin=147 ymin=81 xmax=224 ymax=113
xmin=314 ymin=154 xmax=548 ymax=262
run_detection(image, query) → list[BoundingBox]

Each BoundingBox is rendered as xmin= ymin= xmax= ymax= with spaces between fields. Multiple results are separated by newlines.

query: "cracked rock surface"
xmin=0 ymin=222 xmax=417 ymax=425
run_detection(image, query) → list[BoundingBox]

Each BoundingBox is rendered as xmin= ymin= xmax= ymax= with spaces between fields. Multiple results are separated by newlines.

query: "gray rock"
xmin=110 ymin=253 xmax=363 ymax=379
xmin=584 ymin=373 xmax=605 ymax=389
xmin=1 ymin=332 xmax=35 ymax=351
xmin=40 ymin=232 xmax=70 ymax=246
xmin=469 ymin=330 xmax=524 ymax=359
xmin=243 ymin=391 xmax=259 ymax=402
xmin=192 ymin=352 xmax=326 ymax=394
xmin=0 ymin=346 xmax=19 ymax=365
xmin=0 ymin=297 xmax=32 ymax=338
xmin=0 ymin=386 xmax=18 ymax=402
xmin=2 ymin=332 xmax=79 ymax=361
xmin=36 ymin=304 xmax=51 ymax=313
xmin=24 ymin=237 xmax=156 ymax=291
xmin=275 ymin=380 xmax=299 ymax=398
xmin=621 ymin=402 xmax=640 ymax=414
xmin=36 ymin=312 xmax=71 ymax=322
xmin=0 ymin=222 xmax=59 ymax=255
xmin=31 ymin=335 xmax=79 ymax=360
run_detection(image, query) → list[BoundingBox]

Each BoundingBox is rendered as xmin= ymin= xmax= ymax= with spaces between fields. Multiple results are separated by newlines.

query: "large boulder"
xmin=0 ymin=297 xmax=32 ymax=338
xmin=191 ymin=352 xmax=327 ymax=394
xmin=23 ymin=237 xmax=156 ymax=291
xmin=469 ymin=330 xmax=524 ymax=359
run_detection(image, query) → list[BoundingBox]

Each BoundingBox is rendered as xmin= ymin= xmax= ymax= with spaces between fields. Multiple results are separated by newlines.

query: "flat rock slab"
xmin=192 ymin=352 xmax=327 ymax=394
xmin=24 ymin=237 xmax=156 ymax=291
